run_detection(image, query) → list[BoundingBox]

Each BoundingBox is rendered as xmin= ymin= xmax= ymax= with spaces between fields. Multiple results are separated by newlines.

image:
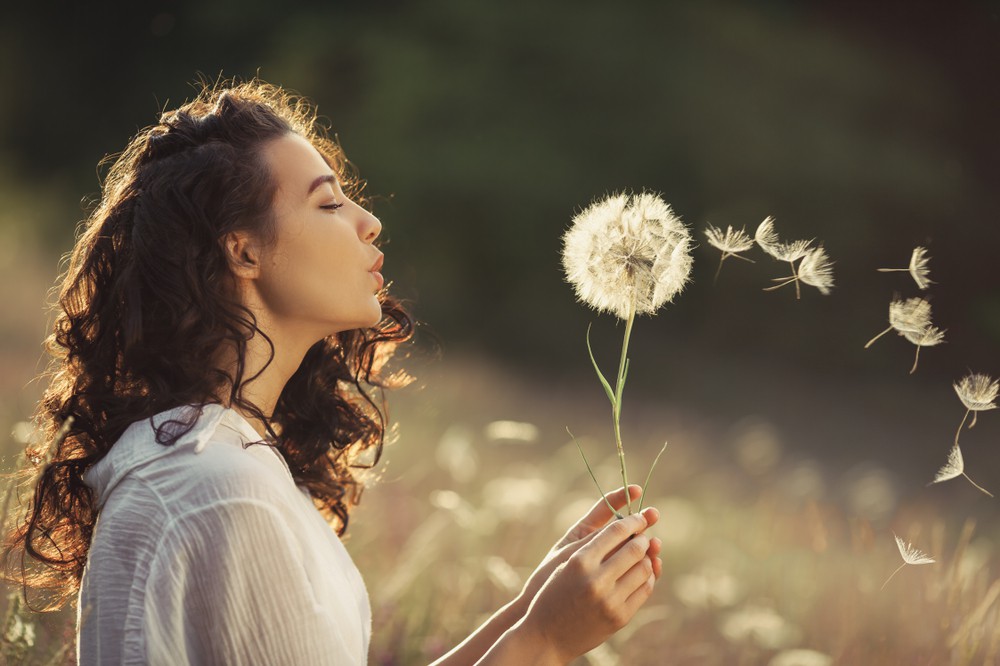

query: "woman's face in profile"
xmin=253 ymin=132 xmax=385 ymax=339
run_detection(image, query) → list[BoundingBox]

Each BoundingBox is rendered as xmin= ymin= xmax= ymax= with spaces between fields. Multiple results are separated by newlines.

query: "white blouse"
xmin=77 ymin=404 xmax=371 ymax=665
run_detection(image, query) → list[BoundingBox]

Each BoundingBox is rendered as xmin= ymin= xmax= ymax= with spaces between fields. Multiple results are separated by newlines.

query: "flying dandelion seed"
xmin=877 ymin=246 xmax=933 ymax=290
xmin=953 ymin=372 xmax=999 ymax=446
xmin=864 ymin=296 xmax=935 ymax=354
xmin=902 ymin=325 xmax=945 ymax=374
xmin=704 ymin=223 xmax=755 ymax=282
xmin=562 ymin=191 xmax=693 ymax=320
xmin=767 ymin=245 xmax=835 ymax=296
xmin=755 ymin=216 xmax=814 ymax=299
xmin=930 ymin=444 xmax=994 ymax=497
xmin=881 ymin=534 xmax=935 ymax=590
xmin=562 ymin=191 xmax=693 ymax=515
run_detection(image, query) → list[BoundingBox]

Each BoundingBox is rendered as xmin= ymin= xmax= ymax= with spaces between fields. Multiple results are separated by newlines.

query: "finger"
xmin=580 ymin=512 xmax=648 ymax=563
xmin=640 ymin=507 xmax=660 ymax=530
xmin=621 ymin=571 xmax=657 ymax=619
xmin=647 ymin=537 xmax=662 ymax=579
xmin=564 ymin=485 xmax=643 ymax=542
xmin=600 ymin=508 xmax=658 ymax=562
xmin=550 ymin=527 xmax=602 ymax=562
xmin=613 ymin=555 xmax=655 ymax=602
xmin=603 ymin=532 xmax=652 ymax=580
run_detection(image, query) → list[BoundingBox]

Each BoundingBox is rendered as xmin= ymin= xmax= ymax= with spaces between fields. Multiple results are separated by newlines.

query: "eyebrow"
xmin=307 ymin=174 xmax=337 ymax=196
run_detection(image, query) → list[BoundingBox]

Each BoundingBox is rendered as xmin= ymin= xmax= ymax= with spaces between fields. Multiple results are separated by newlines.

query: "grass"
xmin=1 ymin=255 xmax=999 ymax=664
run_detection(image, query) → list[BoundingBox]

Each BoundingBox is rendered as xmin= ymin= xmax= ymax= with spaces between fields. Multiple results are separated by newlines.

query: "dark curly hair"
xmin=1 ymin=78 xmax=414 ymax=611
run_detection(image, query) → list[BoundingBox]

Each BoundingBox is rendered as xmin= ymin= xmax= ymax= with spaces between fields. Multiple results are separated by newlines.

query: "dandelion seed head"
xmin=893 ymin=534 xmax=935 ymax=565
xmin=902 ymin=325 xmax=945 ymax=347
xmin=888 ymin=297 xmax=933 ymax=334
xmin=705 ymin=224 xmax=754 ymax=254
xmin=797 ymin=246 xmax=834 ymax=295
xmin=908 ymin=246 xmax=933 ymax=290
xmin=754 ymin=216 xmax=812 ymax=262
xmin=954 ymin=372 xmax=999 ymax=412
xmin=562 ymin=191 xmax=693 ymax=319
xmin=933 ymin=445 xmax=964 ymax=483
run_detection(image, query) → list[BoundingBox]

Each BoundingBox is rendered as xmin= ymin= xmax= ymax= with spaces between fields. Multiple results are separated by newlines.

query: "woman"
xmin=3 ymin=79 xmax=662 ymax=664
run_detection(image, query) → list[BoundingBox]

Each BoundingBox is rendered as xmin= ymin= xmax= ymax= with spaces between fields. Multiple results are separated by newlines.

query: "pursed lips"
xmin=370 ymin=253 xmax=384 ymax=289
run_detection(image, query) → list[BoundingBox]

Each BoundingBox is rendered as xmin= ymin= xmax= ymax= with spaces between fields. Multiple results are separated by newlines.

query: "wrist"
xmin=506 ymin=615 xmax=566 ymax=666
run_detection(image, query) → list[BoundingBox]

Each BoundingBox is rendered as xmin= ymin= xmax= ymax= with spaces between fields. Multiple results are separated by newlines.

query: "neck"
xmin=218 ymin=316 xmax=319 ymax=439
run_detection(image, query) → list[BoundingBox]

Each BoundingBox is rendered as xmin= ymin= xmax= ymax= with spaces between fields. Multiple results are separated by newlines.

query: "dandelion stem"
xmin=876 ymin=268 xmax=907 ymax=272
xmin=970 ymin=411 xmax=979 ymax=429
xmin=910 ymin=345 xmax=921 ymax=374
xmin=714 ymin=255 xmax=725 ymax=284
xmin=955 ymin=409 xmax=970 ymax=447
xmin=638 ymin=441 xmax=668 ymax=513
xmin=789 ymin=260 xmax=801 ymax=300
xmin=865 ymin=327 xmax=892 ymax=349
xmin=880 ymin=563 xmax=907 ymax=590
xmin=613 ymin=297 xmax=637 ymax=514
xmin=962 ymin=472 xmax=994 ymax=498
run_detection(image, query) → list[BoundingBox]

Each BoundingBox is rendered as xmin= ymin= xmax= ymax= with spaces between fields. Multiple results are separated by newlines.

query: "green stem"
xmin=568 ymin=428 xmax=623 ymax=519
xmin=614 ymin=297 xmax=637 ymax=514
xmin=638 ymin=441 xmax=668 ymax=512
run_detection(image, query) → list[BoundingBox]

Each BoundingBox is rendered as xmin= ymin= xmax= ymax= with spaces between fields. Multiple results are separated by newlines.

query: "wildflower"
xmin=562 ymin=191 xmax=693 ymax=320
xmin=562 ymin=192 xmax=693 ymax=514
xmin=901 ymin=324 xmax=945 ymax=374
xmin=877 ymin=246 xmax=933 ymax=290
xmin=864 ymin=297 xmax=934 ymax=352
xmin=755 ymin=216 xmax=814 ymax=299
xmin=930 ymin=444 xmax=993 ymax=497
xmin=952 ymin=372 xmax=998 ymax=446
xmin=881 ymin=534 xmax=935 ymax=590
xmin=704 ymin=223 xmax=755 ymax=281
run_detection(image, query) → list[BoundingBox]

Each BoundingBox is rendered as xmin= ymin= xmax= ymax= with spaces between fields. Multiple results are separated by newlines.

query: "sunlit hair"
xmin=1 ymin=78 xmax=414 ymax=610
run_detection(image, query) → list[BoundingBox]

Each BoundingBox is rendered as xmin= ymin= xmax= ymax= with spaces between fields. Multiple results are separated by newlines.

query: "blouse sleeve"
xmin=142 ymin=498 xmax=362 ymax=666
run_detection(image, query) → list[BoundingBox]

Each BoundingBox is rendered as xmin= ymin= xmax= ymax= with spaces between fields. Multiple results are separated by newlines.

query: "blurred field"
xmin=2 ymin=250 xmax=999 ymax=665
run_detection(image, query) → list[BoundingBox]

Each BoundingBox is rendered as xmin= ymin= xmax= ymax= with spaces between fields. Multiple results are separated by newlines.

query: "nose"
xmin=360 ymin=209 xmax=381 ymax=244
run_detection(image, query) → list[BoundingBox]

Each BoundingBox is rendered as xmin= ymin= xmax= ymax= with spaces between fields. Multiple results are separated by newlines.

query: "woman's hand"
xmin=516 ymin=485 xmax=662 ymax=613
xmin=454 ymin=487 xmax=663 ymax=666
xmin=513 ymin=509 xmax=660 ymax=663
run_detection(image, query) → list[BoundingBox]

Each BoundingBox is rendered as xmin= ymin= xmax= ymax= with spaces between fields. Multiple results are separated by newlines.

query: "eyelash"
xmin=320 ymin=203 xmax=344 ymax=211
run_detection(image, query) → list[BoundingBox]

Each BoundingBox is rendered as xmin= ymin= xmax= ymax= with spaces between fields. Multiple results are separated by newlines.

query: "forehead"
xmin=262 ymin=132 xmax=335 ymax=195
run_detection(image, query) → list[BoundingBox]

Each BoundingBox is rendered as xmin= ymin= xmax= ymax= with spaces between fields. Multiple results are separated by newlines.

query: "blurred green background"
xmin=2 ymin=2 xmax=1000 ymax=662
xmin=2 ymin=0 xmax=998 ymax=465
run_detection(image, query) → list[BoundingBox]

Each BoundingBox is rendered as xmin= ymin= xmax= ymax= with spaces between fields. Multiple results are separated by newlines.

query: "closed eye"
xmin=321 ymin=203 xmax=344 ymax=211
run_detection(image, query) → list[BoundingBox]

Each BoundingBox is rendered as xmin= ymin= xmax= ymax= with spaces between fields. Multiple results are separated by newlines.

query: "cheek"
xmin=257 ymin=235 xmax=353 ymax=316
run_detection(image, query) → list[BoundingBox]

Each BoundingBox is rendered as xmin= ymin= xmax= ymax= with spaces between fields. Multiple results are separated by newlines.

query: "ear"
xmin=221 ymin=230 xmax=262 ymax=279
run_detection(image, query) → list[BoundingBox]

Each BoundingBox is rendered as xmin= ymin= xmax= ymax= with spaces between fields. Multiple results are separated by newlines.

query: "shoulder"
xmin=94 ymin=404 xmax=302 ymax=519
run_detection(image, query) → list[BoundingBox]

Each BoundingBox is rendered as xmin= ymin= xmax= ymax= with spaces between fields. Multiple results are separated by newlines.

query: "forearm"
xmin=472 ymin=617 xmax=564 ymax=666
xmin=429 ymin=596 xmax=535 ymax=666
